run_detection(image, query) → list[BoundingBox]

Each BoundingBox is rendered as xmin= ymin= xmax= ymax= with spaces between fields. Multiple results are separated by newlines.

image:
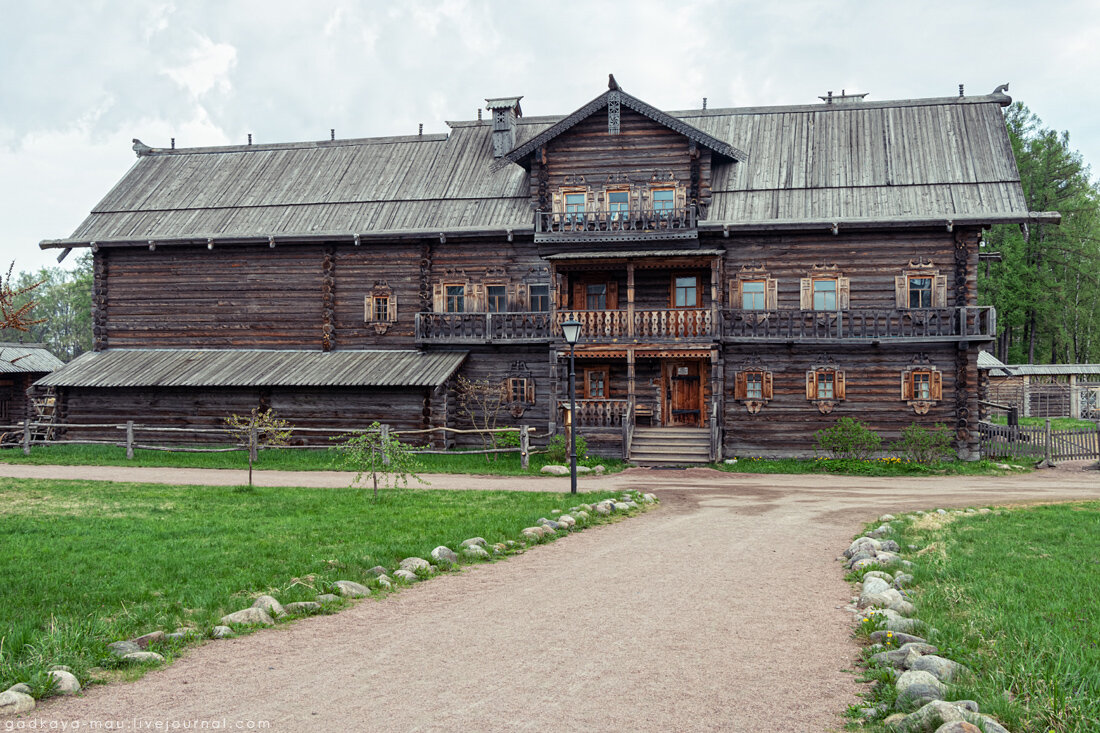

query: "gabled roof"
xmin=503 ymin=88 xmax=748 ymax=166
xmin=0 ymin=343 xmax=64 ymax=374
xmin=36 ymin=349 xmax=468 ymax=388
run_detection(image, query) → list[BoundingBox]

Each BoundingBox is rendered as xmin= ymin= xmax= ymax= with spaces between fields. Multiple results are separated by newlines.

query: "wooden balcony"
xmin=554 ymin=309 xmax=716 ymax=342
xmin=561 ymin=399 xmax=629 ymax=428
xmin=534 ymin=206 xmax=697 ymax=244
xmin=720 ymin=306 xmax=996 ymax=343
xmin=414 ymin=312 xmax=552 ymax=344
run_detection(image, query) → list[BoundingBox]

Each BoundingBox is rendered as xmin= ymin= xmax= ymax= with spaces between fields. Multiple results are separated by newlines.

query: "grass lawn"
xmin=851 ymin=503 xmax=1100 ymax=732
xmin=0 ymin=443 xmax=628 ymax=476
xmin=714 ymin=456 xmax=1032 ymax=476
xmin=0 ymin=478 xmax=629 ymax=696
xmin=989 ymin=415 xmax=1098 ymax=430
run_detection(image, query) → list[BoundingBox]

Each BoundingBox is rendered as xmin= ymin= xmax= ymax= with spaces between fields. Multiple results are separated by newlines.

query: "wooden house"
xmin=0 ymin=343 xmax=63 ymax=429
xmin=36 ymin=80 xmax=1057 ymax=461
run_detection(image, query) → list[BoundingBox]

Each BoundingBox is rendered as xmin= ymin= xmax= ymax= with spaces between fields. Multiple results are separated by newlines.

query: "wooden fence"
xmin=0 ymin=421 xmax=544 ymax=469
xmin=979 ymin=420 xmax=1100 ymax=463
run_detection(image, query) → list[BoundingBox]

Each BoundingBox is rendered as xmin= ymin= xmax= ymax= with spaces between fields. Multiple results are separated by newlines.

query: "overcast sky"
xmin=2 ymin=0 xmax=1099 ymax=273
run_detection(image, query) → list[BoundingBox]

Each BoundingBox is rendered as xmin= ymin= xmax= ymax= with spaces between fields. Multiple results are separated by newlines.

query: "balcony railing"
xmin=720 ymin=306 xmax=996 ymax=342
xmin=415 ymin=307 xmax=995 ymax=344
xmin=534 ymin=206 xmax=697 ymax=242
xmin=554 ymin=309 xmax=715 ymax=341
xmin=561 ymin=399 xmax=629 ymax=428
xmin=414 ymin=312 xmax=551 ymax=344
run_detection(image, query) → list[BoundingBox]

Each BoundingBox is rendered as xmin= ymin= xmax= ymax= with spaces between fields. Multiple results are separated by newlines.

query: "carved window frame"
xmin=901 ymin=363 xmax=942 ymax=415
xmin=444 ymin=283 xmax=466 ymax=314
xmin=730 ymin=265 xmax=778 ymax=311
xmin=806 ymin=358 xmax=846 ymax=414
xmin=528 ymin=283 xmax=551 ymax=312
xmin=584 ymin=367 xmax=609 ymax=399
xmin=485 ymin=283 xmax=509 ymax=314
xmin=502 ymin=361 xmax=536 ymax=418
xmin=363 ymin=281 xmax=397 ymax=335
xmin=733 ymin=368 xmax=774 ymax=415
xmin=800 ymin=265 xmax=850 ymax=311
xmin=895 ymin=260 xmax=948 ymax=309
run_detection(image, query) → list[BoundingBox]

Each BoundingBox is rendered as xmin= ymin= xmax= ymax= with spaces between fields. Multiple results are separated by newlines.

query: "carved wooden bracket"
xmin=745 ymin=400 xmax=764 ymax=415
xmin=816 ymin=400 xmax=838 ymax=415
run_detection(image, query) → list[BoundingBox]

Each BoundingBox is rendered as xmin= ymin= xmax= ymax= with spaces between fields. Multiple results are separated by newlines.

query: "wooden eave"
xmin=503 ymin=89 xmax=748 ymax=168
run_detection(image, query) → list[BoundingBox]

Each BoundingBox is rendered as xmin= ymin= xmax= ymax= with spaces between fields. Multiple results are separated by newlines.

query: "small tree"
xmin=455 ymin=375 xmax=507 ymax=461
xmin=890 ymin=423 xmax=955 ymax=465
xmin=224 ymin=407 xmax=293 ymax=486
xmin=814 ymin=417 xmax=882 ymax=461
xmin=334 ymin=422 xmax=427 ymax=500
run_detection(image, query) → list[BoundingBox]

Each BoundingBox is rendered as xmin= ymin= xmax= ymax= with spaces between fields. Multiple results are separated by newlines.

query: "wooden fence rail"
xmin=979 ymin=420 xmax=1100 ymax=464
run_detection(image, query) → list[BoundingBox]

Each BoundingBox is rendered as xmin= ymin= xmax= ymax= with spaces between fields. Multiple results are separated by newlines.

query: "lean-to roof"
xmin=0 ymin=344 xmax=64 ymax=374
xmin=41 ymin=86 xmax=1046 ymax=251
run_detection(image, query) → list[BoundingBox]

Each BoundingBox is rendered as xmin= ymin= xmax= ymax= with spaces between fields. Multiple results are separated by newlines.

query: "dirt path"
xmin=12 ymin=464 xmax=1100 ymax=732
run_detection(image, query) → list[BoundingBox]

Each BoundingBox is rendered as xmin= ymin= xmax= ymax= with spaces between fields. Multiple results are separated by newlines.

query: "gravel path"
xmin=12 ymin=463 xmax=1100 ymax=732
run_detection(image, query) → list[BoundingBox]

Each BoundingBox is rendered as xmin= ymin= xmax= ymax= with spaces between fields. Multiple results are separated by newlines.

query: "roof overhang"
xmin=698 ymin=211 xmax=1062 ymax=236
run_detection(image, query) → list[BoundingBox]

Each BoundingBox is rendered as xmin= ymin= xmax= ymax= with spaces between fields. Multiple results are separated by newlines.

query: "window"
xmin=565 ymin=192 xmax=586 ymax=222
xmin=529 ymin=284 xmax=550 ymax=312
xmin=745 ymin=372 xmax=763 ymax=399
xmin=901 ymin=367 xmax=941 ymax=411
xmin=741 ymin=280 xmax=766 ymax=310
xmin=652 ymin=189 xmax=675 ymax=213
xmin=806 ymin=368 xmax=846 ymax=410
xmin=372 ymin=296 xmax=389 ymax=322
xmin=608 ymin=190 xmax=629 ymax=220
xmin=908 ymin=277 xmax=933 ymax=309
xmin=585 ymin=368 xmax=607 ymax=399
xmin=505 ymin=377 xmax=534 ymax=404
xmin=911 ymin=370 xmax=931 ymax=400
xmin=586 ymin=284 xmax=607 ymax=310
xmin=364 ymin=285 xmax=397 ymax=328
xmin=487 ymin=285 xmax=507 ymax=313
xmin=813 ymin=279 xmax=837 ymax=311
xmin=445 ymin=285 xmax=465 ymax=313
xmin=673 ymin=276 xmax=699 ymax=308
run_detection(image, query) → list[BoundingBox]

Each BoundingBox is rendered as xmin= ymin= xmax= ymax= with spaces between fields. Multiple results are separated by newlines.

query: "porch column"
xmin=627 ymin=347 xmax=636 ymax=412
xmin=711 ymin=255 xmax=721 ymax=336
xmin=627 ymin=262 xmax=635 ymax=338
xmin=549 ymin=348 xmax=560 ymax=434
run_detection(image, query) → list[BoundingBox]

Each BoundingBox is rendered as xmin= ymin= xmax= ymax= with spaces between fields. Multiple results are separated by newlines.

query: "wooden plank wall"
xmin=447 ymin=347 xmax=552 ymax=443
xmin=722 ymin=344 xmax=962 ymax=457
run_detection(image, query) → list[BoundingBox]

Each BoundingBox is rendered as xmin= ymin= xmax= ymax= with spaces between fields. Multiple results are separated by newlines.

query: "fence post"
xmin=22 ymin=421 xmax=30 ymax=456
xmin=1038 ymin=417 xmax=1054 ymax=468
xmin=520 ymin=425 xmax=530 ymax=470
xmin=381 ymin=424 xmax=391 ymax=466
xmin=249 ymin=425 xmax=258 ymax=463
xmin=126 ymin=420 xmax=134 ymax=460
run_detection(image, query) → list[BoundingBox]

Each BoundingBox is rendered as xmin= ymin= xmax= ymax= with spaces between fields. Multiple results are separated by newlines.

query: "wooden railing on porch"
xmin=560 ymin=399 xmax=630 ymax=428
xmin=415 ymin=312 xmax=552 ymax=343
xmin=554 ymin=309 xmax=715 ymax=341
xmin=720 ymin=307 xmax=995 ymax=342
xmin=535 ymin=206 xmax=697 ymax=241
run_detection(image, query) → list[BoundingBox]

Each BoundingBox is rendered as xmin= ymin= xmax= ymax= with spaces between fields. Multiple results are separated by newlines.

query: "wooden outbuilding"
xmin=37 ymin=81 xmax=1056 ymax=460
xmin=0 ymin=343 xmax=64 ymax=430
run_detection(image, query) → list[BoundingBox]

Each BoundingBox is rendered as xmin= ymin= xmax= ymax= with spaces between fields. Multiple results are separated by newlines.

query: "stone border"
xmin=2 ymin=491 xmax=658 ymax=717
xmin=841 ymin=509 xmax=1013 ymax=733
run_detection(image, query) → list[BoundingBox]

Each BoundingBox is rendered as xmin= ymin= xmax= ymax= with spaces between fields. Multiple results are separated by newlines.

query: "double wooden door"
xmin=662 ymin=360 xmax=702 ymax=426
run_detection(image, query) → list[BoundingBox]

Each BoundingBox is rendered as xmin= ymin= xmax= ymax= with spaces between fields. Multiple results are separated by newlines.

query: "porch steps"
xmin=629 ymin=427 xmax=711 ymax=465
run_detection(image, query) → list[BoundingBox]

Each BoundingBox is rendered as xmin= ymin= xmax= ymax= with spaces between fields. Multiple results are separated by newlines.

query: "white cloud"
xmin=162 ymin=34 xmax=237 ymax=98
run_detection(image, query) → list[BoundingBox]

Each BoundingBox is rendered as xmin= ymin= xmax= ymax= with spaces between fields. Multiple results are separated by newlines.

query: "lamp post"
xmin=560 ymin=318 xmax=582 ymax=495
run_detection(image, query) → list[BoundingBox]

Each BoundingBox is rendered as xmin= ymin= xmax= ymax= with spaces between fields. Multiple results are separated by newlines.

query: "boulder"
xmin=131 ymin=630 xmax=165 ymax=649
xmin=846 ymin=537 xmax=882 ymax=558
xmin=399 ymin=557 xmax=431 ymax=573
xmin=537 ymin=518 xmax=561 ymax=531
xmin=874 ymin=551 xmax=902 ymax=566
xmin=848 ymin=550 xmax=878 ymax=568
xmin=284 ymin=601 xmax=321 ymax=615
xmin=393 ymin=569 xmax=418 ymax=582
xmin=107 ymin=640 xmax=143 ymax=658
xmin=862 ymin=576 xmax=892 ymax=596
xmin=612 ymin=502 xmax=632 ymax=513
xmin=865 ymin=608 xmax=923 ymax=633
xmin=48 ymin=670 xmax=81 ymax=694
xmin=593 ymin=465 xmax=606 ymax=475
xmin=366 ymin=565 xmax=389 ymax=577
xmin=977 ymin=717 xmax=1010 ymax=733
xmin=642 ymin=493 xmax=657 ymax=503
xmin=863 ymin=570 xmax=894 ymax=583
xmin=0 ymin=690 xmax=35 ymax=716
xmin=462 ymin=544 xmax=491 ymax=560
xmin=521 ymin=527 xmax=543 ymax=540
xmin=890 ymin=599 xmax=918 ymax=617
xmin=869 ymin=630 xmax=927 ymax=646
xmin=893 ymin=573 xmax=915 ymax=589
xmin=220 ymin=607 xmax=275 ymax=626
xmin=851 ymin=558 xmax=882 ymax=573
xmin=895 ymin=670 xmax=946 ymax=709
xmin=251 ymin=595 xmax=287 ymax=618
xmin=594 ymin=503 xmax=612 ymax=516
xmin=460 ymin=537 xmax=487 ymax=549
xmin=211 ymin=626 xmax=234 ymax=639
xmin=376 ymin=576 xmax=392 ymax=590
xmin=5 ymin=683 xmax=31 ymax=695
xmin=430 ymin=546 xmax=458 ymax=566
xmin=575 ymin=465 xmax=592 ymax=474
xmin=879 ymin=540 xmax=901 ymax=553
xmin=860 ymin=589 xmax=904 ymax=609
xmin=879 ymin=514 xmax=896 ymax=522
xmin=557 ymin=514 xmax=576 ymax=528
xmin=871 ymin=646 xmax=923 ymax=670
xmin=889 ymin=700 xmax=982 ymax=733
xmin=333 ymin=580 xmax=370 ymax=598
xmin=576 ymin=511 xmax=589 ymax=522
xmin=121 ymin=651 xmax=165 ymax=664
xmin=909 ymin=655 xmax=968 ymax=683
xmin=540 ymin=465 xmax=569 ymax=475
xmin=316 ymin=593 xmax=340 ymax=604
xmin=869 ymin=523 xmax=893 ymax=538
xmin=932 ymin=723 xmax=980 ymax=733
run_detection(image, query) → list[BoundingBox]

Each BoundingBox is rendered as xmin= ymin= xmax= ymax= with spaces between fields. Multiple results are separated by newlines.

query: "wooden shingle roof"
xmin=41 ymin=86 xmax=1048 ymax=251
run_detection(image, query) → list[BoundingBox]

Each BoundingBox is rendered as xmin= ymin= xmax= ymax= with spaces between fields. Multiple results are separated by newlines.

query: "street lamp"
xmin=560 ymin=318 xmax=582 ymax=494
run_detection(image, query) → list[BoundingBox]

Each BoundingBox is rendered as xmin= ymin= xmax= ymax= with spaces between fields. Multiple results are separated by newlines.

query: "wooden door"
xmin=663 ymin=361 xmax=701 ymax=426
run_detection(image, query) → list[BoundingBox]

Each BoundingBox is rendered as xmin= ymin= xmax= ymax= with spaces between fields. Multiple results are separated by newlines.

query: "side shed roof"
xmin=0 ymin=344 xmax=65 ymax=374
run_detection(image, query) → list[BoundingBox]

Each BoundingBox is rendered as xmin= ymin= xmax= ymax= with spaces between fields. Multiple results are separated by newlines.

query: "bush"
xmin=496 ymin=430 xmax=521 ymax=448
xmin=545 ymin=434 xmax=588 ymax=464
xmin=890 ymin=423 xmax=955 ymax=464
xmin=814 ymin=417 xmax=882 ymax=461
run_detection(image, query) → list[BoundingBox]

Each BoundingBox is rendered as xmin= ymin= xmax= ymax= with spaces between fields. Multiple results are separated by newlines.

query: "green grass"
xmin=0 ymin=478 xmax=632 ymax=695
xmin=850 ymin=503 xmax=1100 ymax=732
xmin=989 ymin=415 xmax=1097 ymax=429
xmin=713 ymin=456 xmax=1031 ymax=476
xmin=0 ymin=443 xmax=628 ymax=476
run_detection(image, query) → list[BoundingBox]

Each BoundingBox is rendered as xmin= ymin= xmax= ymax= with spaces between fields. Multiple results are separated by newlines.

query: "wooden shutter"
xmin=763 ymin=371 xmax=774 ymax=400
xmin=607 ymin=281 xmax=619 ymax=310
xmin=674 ymin=187 xmax=687 ymax=211
xmin=631 ymin=188 xmax=642 ymax=214
xmin=388 ymin=292 xmax=397 ymax=322
xmin=555 ymin=274 xmax=567 ymax=309
xmin=364 ymin=295 xmax=374 ymax=322
xmin=931 ymin=370 xmax=943 ymax=400
xmin=572 ymin=282 xmax=585 ymax=311
xmin=895 ymin=275 xmax=908 ymax=308
xmin=765 ymin=278 xmax=778 ymax=310
xmin=901 ymin=370 xmax=912 ymax=400
xmin=432 ymin=283 xmax=444 ymax=312
xmin=470 ymin=283 xmax=486 ymax=312
xmin=806 ymin=370 xmax=816 ymax=399
xmin=514 ymin=283 xmax=527 ymax=312
xmin=729 ymin=279 xmax=739 ymax=309
xmin=800 ymin=278 xmax=812 ymax=310
xmin=934 ymin=274 xmax=948 ymax=307
xmin=734 ymin=371 xmax=747 ymax=399
xmin=526 ymin=380 xmax=535 ymax=404
xmin=835 ymin=370 xmax=846 ymax=399
xmin=838 ymin=277 xmax=850 ymax=310
xmin=551 ymin=190 xmax=563 ymax=214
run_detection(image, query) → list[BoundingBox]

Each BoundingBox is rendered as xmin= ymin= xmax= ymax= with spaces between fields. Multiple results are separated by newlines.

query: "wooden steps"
xmin=629 ymin=426 xmax=711 ymax=466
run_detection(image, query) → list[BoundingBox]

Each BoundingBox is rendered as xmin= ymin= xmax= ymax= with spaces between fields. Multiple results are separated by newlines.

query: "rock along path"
xmin=11 ymin=462 xmax=1100 ymax=732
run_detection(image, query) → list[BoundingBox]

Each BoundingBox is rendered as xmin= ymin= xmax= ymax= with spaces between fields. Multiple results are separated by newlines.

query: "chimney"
xmin=484 ymin=96 xmax=523 ymax=157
